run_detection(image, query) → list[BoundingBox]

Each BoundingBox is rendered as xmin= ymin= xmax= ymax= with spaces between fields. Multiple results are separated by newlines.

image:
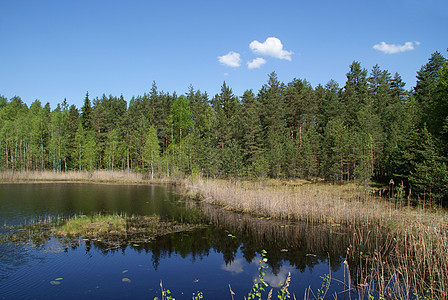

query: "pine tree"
xmin=81 ymin=92 xmax=92 ymax=130
xmin=259 ymin=72 xmax=286 ymax=177
xmin=342 ymin=61 xmax=368 ymax=127
xmin=414 ymin=51 xmax=446 ymax=104
xmin=241 ymin=90 xmax=266 ymax=177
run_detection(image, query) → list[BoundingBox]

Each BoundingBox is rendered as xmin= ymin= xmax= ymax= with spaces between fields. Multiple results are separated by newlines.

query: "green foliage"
xmin=316 ymin=274 xmax=330 ymax=300
xmin=1 ymin=50 xmax=448 ymax=205
xmin=170 ymin=95 xmax=193 ymax=143
xmin=155 ymin=281 xmax=175 ymax=300
xmin=84 ymin=133 xmax=98 ymax=171
xmin=277 ymin=272 xmax=292 ymax=300
xmin=408 ymin=126 xmax=448 ymax=206
xmin=247 ymin=249 xmax=269 ymax=300
xmin=192 ymin=291 xmax=203 ymax=300
xmin=143 ymin=125 xmax=161 ymax=178
xmin=104 ymin=127 xmax=123 ymax=170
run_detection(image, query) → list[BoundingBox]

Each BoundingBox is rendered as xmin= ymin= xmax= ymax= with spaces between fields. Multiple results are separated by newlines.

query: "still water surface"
xmin=0 ymin=183 xmax=353 ymax=299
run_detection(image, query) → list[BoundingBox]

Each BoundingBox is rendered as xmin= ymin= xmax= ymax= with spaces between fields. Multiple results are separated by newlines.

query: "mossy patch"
xmin=2 ymin=213 xmax=206 ymax=251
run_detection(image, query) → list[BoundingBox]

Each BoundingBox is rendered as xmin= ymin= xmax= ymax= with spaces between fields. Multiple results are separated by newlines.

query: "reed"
xmin=181 ymin=177 xmax=399 ymax=225
xmin=181 ymin=176 xmax=448 ymax=299
xmin=0 ymin=170 xmax=173 ymax=184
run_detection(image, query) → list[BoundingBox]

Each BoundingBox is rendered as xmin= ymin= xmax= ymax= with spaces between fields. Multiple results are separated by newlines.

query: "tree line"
xmin=1 ymin=51 xmax=447 ymax=206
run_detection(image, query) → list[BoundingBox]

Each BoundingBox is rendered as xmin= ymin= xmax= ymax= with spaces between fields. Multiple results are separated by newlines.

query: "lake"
xmin=0 ymin=183 xmax=355 ymax=299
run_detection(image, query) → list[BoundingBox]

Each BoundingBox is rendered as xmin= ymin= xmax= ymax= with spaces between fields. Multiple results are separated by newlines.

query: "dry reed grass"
xmin=182 ymin=177 xmax=448 ymax=299
xmin=182 ymin=177 xmax=401 ymax=225
xmin=0 ymin=170 xmax=173 ymax=184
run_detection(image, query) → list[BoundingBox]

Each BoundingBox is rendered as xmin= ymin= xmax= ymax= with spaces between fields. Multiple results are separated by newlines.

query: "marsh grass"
xmin=182 ymin=177 xmax=448 ymax=299
xmin=182 ymin=177 xmax=397 ymax=225
xmin=0 ymin=170 xmax=173 ymax=184
xmin=54 ymin=214 xmax=127 ymax=237
xmin=2 ymin=213 xmax=205 ymax=251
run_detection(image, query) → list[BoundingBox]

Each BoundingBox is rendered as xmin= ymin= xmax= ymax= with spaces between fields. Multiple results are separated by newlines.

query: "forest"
xmin=1 ymin=51 xmax=447 ymax=206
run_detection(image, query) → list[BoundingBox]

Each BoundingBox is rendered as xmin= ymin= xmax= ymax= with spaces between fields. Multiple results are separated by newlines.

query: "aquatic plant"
xmin=54 ymin=214 xmax=127 ymax=237
xmin=155 ymin=250 xmax=297 ymax=300
xmin=246 ymin=249 xmax=269 ymax=300
xmin=0 ymin=170 xmax=173 ymax=184
xmin=1 ymin=213 xmax=206 ymax=251
xmin=181 ymin=177 xmax=448 ymax=299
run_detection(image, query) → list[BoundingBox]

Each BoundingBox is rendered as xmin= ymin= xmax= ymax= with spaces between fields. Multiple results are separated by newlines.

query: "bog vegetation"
xmin=182 ymin=177 xmax=448 ymax=299
xmin=1 ymin=51 xmax=448 ymax=206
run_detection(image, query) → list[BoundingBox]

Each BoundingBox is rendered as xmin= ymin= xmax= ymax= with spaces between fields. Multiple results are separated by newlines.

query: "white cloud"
xmin=218 ymin=51 xmax=241 ymax=67
xmin=373 ymin=41 xmax=420 ymax=54
xmin=247 ymin=57 xmax=267 ymax=69
xmin=249 ymin=37 xmax=293 ymax=60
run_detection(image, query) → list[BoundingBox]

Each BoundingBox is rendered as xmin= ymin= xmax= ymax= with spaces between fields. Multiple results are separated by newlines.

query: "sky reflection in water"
xmin=0 ymin=183 xmax=351 ymax=299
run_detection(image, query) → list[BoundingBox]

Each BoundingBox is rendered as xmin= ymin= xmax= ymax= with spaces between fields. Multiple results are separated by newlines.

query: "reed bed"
xmin=0 ymin=170 xmax=172 ymax=184
xmin=182 ymin=177 xmax=448 ymax=299
xmin=182 ymin=177 xmax=400 ymax=226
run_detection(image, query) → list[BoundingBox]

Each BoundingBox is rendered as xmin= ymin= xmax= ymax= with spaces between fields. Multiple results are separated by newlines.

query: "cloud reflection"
xmin=264 ymin=265 xmax=296 ymax=288
xmin=221 ymin=258 xmax=244 ymax=274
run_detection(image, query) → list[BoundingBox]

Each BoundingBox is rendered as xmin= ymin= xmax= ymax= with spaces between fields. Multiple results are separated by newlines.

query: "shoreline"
xmin=1 ymin=171 xmax=447 ymax=297
xmin=0 ymin=170 xmax=176 ymax=185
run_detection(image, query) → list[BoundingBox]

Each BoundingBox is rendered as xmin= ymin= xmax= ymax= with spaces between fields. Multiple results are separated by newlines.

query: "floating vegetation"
xmin=50 ymin=278 xmax=63 ymax=285
xmin=1 ymin=213 xmax=206 ymax=252
xmin=121 ymin=278 xmax=131 ymax=283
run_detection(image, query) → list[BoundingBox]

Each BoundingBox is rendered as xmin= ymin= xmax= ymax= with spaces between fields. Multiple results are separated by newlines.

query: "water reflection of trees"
xmin=188 ymin=201 xmax=353 ymax=275
xmin=2 ymin=199 xmax=357 ymax=277
xmin=106 ymin=200 xmax=355 ymax=275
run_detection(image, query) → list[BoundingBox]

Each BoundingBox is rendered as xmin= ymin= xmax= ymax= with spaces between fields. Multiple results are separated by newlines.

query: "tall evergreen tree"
xmin=259 ymin=72 xmax=286 ymax=177
xmin=414 ymin=51 xmax=446 ymax=105
xmin=342 ymin=61 xmax=368 ymax=127
xmin=409 ymin=126 xmax=448 ymax=206
xmin=241 ymin=90 xmax=266 ymax=177
xmin=81 ymin=92 xmax=92 ymax=130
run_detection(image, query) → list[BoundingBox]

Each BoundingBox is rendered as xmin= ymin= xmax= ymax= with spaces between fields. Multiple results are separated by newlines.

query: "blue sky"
xmin=1 ymin=0 xmax=447 ymax=109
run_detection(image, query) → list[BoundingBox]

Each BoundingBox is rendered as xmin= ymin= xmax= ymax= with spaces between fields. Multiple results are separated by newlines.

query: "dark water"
xmin=0 ymin=183 xmax=354 ymax=299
